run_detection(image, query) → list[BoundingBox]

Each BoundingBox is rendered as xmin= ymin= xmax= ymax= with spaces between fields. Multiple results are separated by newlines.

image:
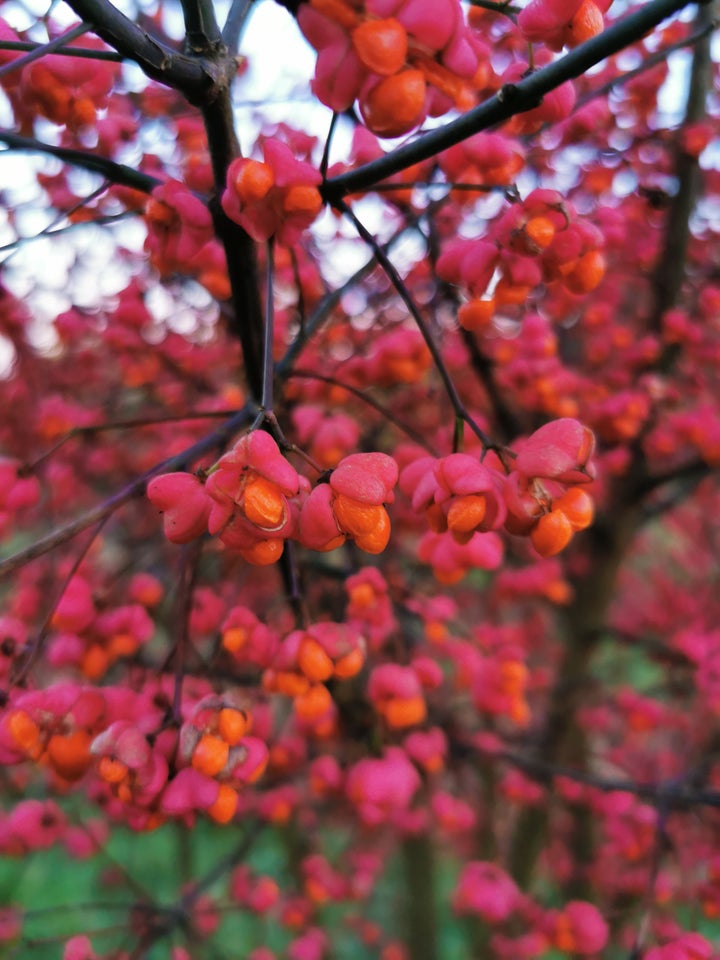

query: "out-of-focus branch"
xmin=0 ymin=21 xmax=90 ymax=80
xmin=651 ymin=0 xmax=717 ymax=328
xmin=0 ymin=129 xmax=161 ymax=193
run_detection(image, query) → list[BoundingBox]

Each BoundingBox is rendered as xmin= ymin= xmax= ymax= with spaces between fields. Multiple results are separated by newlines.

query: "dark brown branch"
xmin=337 ymin=199 xmax=494 ymax=450
xmin=0 ymin=129 xmax=161 ymax=193
xmin=498 ymin=749 xmax=720 ymax=812
xmin=62 ymin=0 xmax=221 ymax=101
xmin=651 ymin=0 xmax=716 ymax=327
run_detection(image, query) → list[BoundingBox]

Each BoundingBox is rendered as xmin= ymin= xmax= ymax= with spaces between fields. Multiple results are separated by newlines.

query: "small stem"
xmin=9 ymin=515 xmax=109 ymax=687
xmin=288 ymin=370 xmax=436 ymax=452
xmin=0 ymin=21 xmax=90 ymax=80
xmin=453 ymin=416 xmax=464 ymax=453
xmin=279 ymin=540 xmax=307 ymax=628
xmin=24 ymin=411 xmax=241 ymax=474
xmin=0 ymin=129 xmax=161 ymax=193
xmin=262 ymin=238 xmax=275 ymax=411
xmin=320 ymin=112 xmax=340 ymax=180
xmin=0 ymin=39 xmax=123 ymax=60
xmin=172 ymin=539 xmax=202 ymax=724
xmin=0 ymin=403 xmax=257 ymax=581
xmin=337 ymin=199 xmax=493 ymax=450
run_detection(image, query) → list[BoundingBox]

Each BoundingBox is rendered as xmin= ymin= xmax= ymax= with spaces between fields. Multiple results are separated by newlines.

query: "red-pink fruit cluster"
xmin=148 ymin=438 xmax=398 ymax=564
xmin=518 ymin=0 xmax=612 ymax=51
xmin=298 ymin=452 xmax=398 ymax=554
xmin=298 ymin=0 xmax=480 ymax=137
xmin=438 ymin=190 xmax=606 ymax=333
xmin=400 ymin=418 xmax=596 ymax=577
xmin=222 ymin=139 xmax=323 ymax=244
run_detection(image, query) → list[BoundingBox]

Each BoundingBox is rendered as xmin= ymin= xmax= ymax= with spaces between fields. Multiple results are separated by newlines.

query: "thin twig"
xmin=9 ymin=514 xmax=109 ymax=687
xmin=0 ymin=38 xmax=123 ymax=60
xmin=0 ymin=129 xmax=161 ymax=193
xmin=262 ymin=238 xmax=275 ymax=411
xmin=0 ymin=404 xmax=257 ymax=581
xmin=289 ymin=369 xmax=436 ymax=452
xmin=0 ymin=21 xmax=91 ymax=79
xmin=337 ymin=198 xmax=493 ymax=449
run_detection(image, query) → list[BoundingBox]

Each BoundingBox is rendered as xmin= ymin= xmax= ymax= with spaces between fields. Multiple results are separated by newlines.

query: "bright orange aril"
xmin=207 ymin=783 xmax=238 ymax=824
xmin=47 ymin=729 xmax=93 ymax=782
xmin=282 ymin=185 xmax=323 ymax=216
xmin=81 ymin=644 xmax=109 ymax=680
xmin=8 ymin=710 xmax=41 ymax=753
xmin=244 ymin=476 xmax=285 ymax=528
xmin=457 ymin=299 xmax=495 ymax=332
xmin=426 ymin=621 xmax=448 ymax=644
xmin=348 ymin=583 xmax=375 ymax=607
xmin=361 ymin=69 xmax=426 ymax=138
xmin=273 ymin=670 xmax=311 ymax=697
xmin=222 ymin=626 xmax=248 ymax=653
xmin=383 ymin=696 xmax=427 ymax=728
xmin=306 ymin=876 xmax=331 ymax=904
xmin=354 ymin=508 xmax=391 ymax=554
xmin=352 ymin=18 xmax=408 ymax=76
xmin=107 ymin=632 xmax=138 ymax=659
xmin=530 ymin=510 xmax=574 ymax=557
xmin=525 ymin=215 xmax=556 ymax=250
xmin=333 ymin=647 xmax=365 ymax=680
xmin=412 ymin=53 xmax=463 ymax=104
xmin=554 ymin=915 xmax=577 ymax=952
xmin=333 ymin=495 xmax=385 ymax=537
xmin=145 ymin=198 xmax=174 ymax=227
xmin=294 ymin=683 xmax=333 ymax=720
xmin=217 ymin=707 xmax=250 ymax=745
xmin=298 ymin=637 xmax=334 ymax=683
xmin=553 ymin=487 xmax=594 ymax=530
xmin=446 ymin=494 xmax=487 ymax=534
xmin=495 ymin=279 xmax=532 ymax=306
xmin=563 ymin=0 xmax=604 ymax=47
xmin=565 ymin=249 xmax=606 ymax=294
xmin=99 ymin=756 xmax=129 ymax=784
xmin=510 ymin=698 xmax=530 ymax=726
xmin=234 ymin=159 xmax=274 ymax=203
xmin=240 ymin=538 xmax=284 ymax=566
xmin=192 ymin=734 xmax=229 ymax=777
xmin=499 ymin=660 xmax=528 ymax=695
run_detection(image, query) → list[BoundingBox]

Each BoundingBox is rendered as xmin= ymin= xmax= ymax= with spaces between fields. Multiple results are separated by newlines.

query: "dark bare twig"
xmin=0 ymin=404 xmax=257 ymax=581
xmin=9 ymin=515 xmax=109 ymax=687
xmin=0 ymin=38 xmax=122 ymax=60
xmin=337 ymin=198 xmax=494 ymax=450
xmin=172 ymin=539 xmax=203 ymax=723
xmin=0 ymin=21 xmax=91 ymax=80
xmin=289 ymin=369 xmax=436 ymax=452
xmin=0 ymin=129 xmax=161 ymax=193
